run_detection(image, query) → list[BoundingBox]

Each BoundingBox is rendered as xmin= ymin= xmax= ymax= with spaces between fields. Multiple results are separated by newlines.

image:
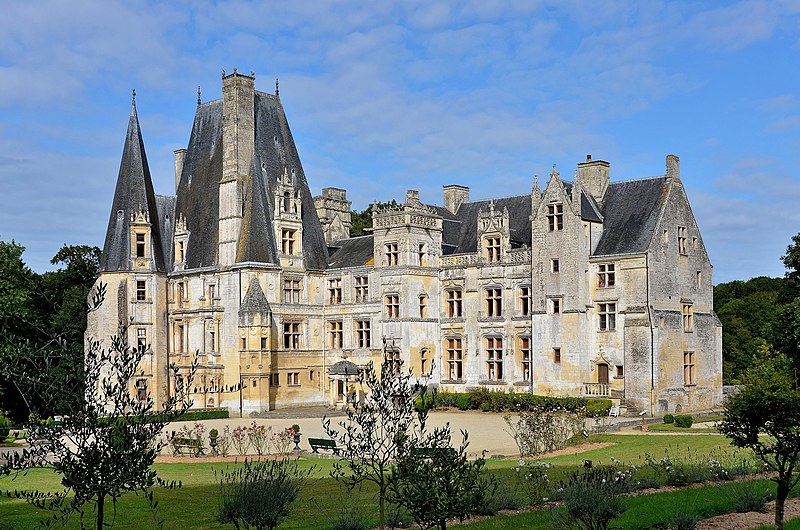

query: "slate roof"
xmin=328 ymin=235 xmax=374 ymax=268
xmin=172 ymin=91 xmax=329 ymax=270
xmin=328 ymin=360 xmax=360 ymax=376
xmin=239 ymin=278 xmax=270 ymax=313
xmin=100 ymin=102 xmax=166 ymax=272
xmin=154 ymin=195 xmax=176 ymax=269
xmin=451 ymin=195 xmax=532 ymax=254
xmin=593 ymin=177 xmax=668 ymax=256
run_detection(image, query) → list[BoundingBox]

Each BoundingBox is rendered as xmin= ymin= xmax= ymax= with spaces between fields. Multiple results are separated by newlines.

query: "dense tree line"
xmin=0 ymin=241 xmax=100 ymax=421
xmin=349 ymin=200 xmax=400 ymax=237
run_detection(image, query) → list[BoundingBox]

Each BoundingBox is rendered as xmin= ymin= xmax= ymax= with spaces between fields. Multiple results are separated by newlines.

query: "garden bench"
xmin=171 ymin=436 xmax=204 ymax=456
xmin=308 ymin=437 xmax=339 ymax=454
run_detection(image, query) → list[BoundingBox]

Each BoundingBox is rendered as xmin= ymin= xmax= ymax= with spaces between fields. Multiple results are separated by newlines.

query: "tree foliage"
xmin=1 ymin=283 xmax=196 ymax=529
xmin=216 ymin=458 xmax=314 ymax=530
xmin=323 ymin=350 xmax=425 ymax=530
xmin=719 ymin=353 xmax=800 ymax=530
xmin=349 ymin=200 xmax=400 ymax=237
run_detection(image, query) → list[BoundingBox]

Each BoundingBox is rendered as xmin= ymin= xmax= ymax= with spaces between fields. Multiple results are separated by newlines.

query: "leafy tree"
xmin=216 ymin=458 xmax=314 ymax=530
xmin=389 ymin=421 xmax=489 ymax=530
xmin=349 ymin=200 xmax=400 ymax=237
xmin=323 ymin=346 xmax=425 ymax=530
xmin=1 ymin=283 xmax=197 ymax=529
xmin=719 ymin=353 xmax=800 ymax=530
xmin=783 ymin=233 xmax=800 ymax=290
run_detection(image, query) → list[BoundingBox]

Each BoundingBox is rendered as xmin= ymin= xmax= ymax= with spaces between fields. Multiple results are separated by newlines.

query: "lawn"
xmin=0 ymin=433 xmax=757 ymax=529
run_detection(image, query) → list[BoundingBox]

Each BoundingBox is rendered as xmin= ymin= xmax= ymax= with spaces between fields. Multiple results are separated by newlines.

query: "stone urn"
xmin=292 ymin=424 xmax=301 ymax=451
xmin=209 ymin=428 xmax=219 ymax=456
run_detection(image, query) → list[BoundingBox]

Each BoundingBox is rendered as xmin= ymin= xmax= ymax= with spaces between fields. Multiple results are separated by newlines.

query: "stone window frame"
xmin=445 ymin=336 xmax=464 ymax=381
xmin=682 ymin=303 xmax=694 ymax=332
xmin=683 ymin=351 xmax=695 ymax=386
xmin=354 ymin=275 xmax=369 ymax=303
xmin=598 ymin=302 xmax=617 ymax=331
xmin=135 ymin=232 xmax=147 ymax=258
xmin=519 ymin=285 xmax=532 ymax=316
xmin=484 ymin=235 xmax=501 ymax=263
xmin=518 ymin=335 xmax=532 ymax=381
xmin=597 ymin=263 xmax=615 ymax=288
xmin=355 ymin=319 xmax=371 ymax=348
xmin=485 ymin=335 xmax=504 ymax=381
xmin=281 ymin=228 xmax=298 ymax=255
xmin=551 ymin=258 xmax=560 ymax=272
xmin=282 ymin=321 xmax=302 ymax=350
xmin=445 ymin=288 xmax=463 ymax=318
xmin=136 ymin=327 xmax=147 ymax=352
xmin=287 ymin=372 xmax=300 ymax=387
xmin=417 ymin=242 xmax=427 ymax=266
xmin=328 ymin=277 xmax=342 ymax=304
xmin=385 ymin=242 xmax=399 ymax=266
xmin=550 ymin=296 xmax=562 ymax=315
xmin=547 ymin=203 xmax=564 ymax=231
xmin=283 ymin=277 xmax=302 ymax=304
xmin=484 ymin=286 xmax=503 ymax=318
xmin=385 ymin=293 xmax=400 ymax=319
xmin=419 ymin=293 xmax=428 ymax=318
xmin=553 ymin=347 xmax=561 ymax=363
xmin=328 ymin=320 xmax=343 ymax=349
xmin=135 ymin=279 xmax=147 ymax=302
xmin=677 ymin=226 xmax=688 ymax=255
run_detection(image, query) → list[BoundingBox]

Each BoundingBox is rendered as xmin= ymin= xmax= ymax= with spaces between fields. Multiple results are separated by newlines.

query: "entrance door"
xmin=598 ymin=363 xmax=609 ymax=385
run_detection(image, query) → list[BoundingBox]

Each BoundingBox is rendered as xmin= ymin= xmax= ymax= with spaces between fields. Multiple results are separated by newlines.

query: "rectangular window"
xmin=260 ymin=337 xmax=267 ymax=350
xmin=551 ymin=297 xmax=561 ymax=315
xmin=176 ymin=240 xmax=185 ymax=262
xmin=446 ymin=338 xmax=463 ymax=380
xmin=419 ymin=294 xmax=427 ymax=318
xmin=551 ymin=258 xmax=560 ymax=272
xmin=485 ymin=236 xmax=501 ymax=262
xmin=175 ymin=323 xmax=184 ymax=353
xmin=270 ymin=373 xmax=280 ymax=387
xmin=696 ymin=271 xmax=702 ymax=289
xmin=418 ymin=243 xmax=426 ymax=266
xmin=386 ymin=349 xmax=401 ymax=374
xmin=678 ymin=226 xmax=688 ymax=255
xmin=616 ymin=365 xmax=624 ymax=378
xmin=136 ymin=233 xmax=146 ymax=258
xmin=486 ymin=337 xmax=503 ymax=381
xmin=520 ymin=336 xmax=531 ymax=381
xmin=385 ymin=294 xmax=399 ymax=319
xmin=598 ymin=263 xmax=615 ymax=288
xmin=446 ymin=289 xmax=463 ymax=318
xmin=176 ymin=281 xmax=186 ymax=306
xmin=683 ymin=303 xmax=694 ymax=332
xmin=355 ymin=320 xmax=371 ymax=348
xmin=329 ymin=321 xmax=343 ymax=349
xmin=598 ymin=303 xmax=616 ymax=331
xmin=283 ymin=279 xmax=301 ymax=304
xmin=137 ymin=327 xmax=147 ymax=352
xmin=520 ymin=286 xmax=532 ymax=316
xmin=283 ymin=322 xmax=301 ymax=350
xmin=328 ymin=278 xmax=342 ymax=304
xmin=209 ymin=329 xmax=217 ymax=353
xmin=420 ymin=348 xmax=429 ymax=375
xmin=241 ymin=337 xmax=247 ymax=350
xmin=287 ymin=372 xmax=300 ymax=386
xmin=136 ymin=280 xmax=146 ymax=301
xmin=354 ymin=276 xmax=369 ymax=303
xmin=683 ymin=351 xmax=695 ymax=385
xmin=208 ymin=283 xmax=217 ymax=300
xmin=547 ymin=204 xmax=564 ymax=231
xmin=553 ymin=347 xmax=561 ymax=363
xmin=485 ymin=287 xmax=502 ymax=317
xmin=385 ymin=242 xmax=398 ymax=266
xmin=281 ymin=229 xmax=297 ymax=255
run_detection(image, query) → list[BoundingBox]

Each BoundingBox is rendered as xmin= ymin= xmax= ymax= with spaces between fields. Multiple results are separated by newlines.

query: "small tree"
xmin=0 ymin=283 xmax=201 ymax=529
xmin=504 ymin=405 xmax=587 ymax=457
xmin=719 ymin=353 xmax=800 ymax=530
xmin=323 ymin=347 xmax=425 ymax=530
xmin=389 ymin=421 xmax=489 ymax=530
xmin=216 ymin=457 xmax=314 ymax=530
xmin=552 ymin=466 xmax=629 ymax=530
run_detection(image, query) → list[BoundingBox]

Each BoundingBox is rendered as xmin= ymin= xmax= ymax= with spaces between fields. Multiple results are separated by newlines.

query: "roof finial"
xmin=222 ymin=69 xmax=226 ymax=78
xmin=132 ymin=89 xmax=136 ymax=107
xmin=275 ymin=78 xmax=280 ymax=98
xmin=197 ymin=85 xmax=201 ymax=106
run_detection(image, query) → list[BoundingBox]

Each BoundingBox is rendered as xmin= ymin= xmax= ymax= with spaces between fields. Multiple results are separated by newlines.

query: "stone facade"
xmin=87 ymin=73 xmax=723 ymax=416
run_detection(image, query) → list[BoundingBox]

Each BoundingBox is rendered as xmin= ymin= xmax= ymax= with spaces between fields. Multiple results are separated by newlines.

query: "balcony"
xmin=583 ymin=383 xmax=610 ymax=397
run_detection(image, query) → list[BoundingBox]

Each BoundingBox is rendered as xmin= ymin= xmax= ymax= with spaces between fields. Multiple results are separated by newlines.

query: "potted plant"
xmin=291 ymin=424 xmax=301 ymax=451
xmin=209 ymin=428 xmax=219 ymax=455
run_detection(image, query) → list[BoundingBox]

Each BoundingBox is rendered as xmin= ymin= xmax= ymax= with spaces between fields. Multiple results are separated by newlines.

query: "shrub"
xmin=476 ymin=477 xmax=524 ymax=515
xmin=728 ymin=481 xmax=774 ymax=513
xmin=552 ymin=467 xmax=629 ymax=530
xmin=674 ymin=415 xmax=693 ymax=428
xmin=331 ymin=511 xmax=370 ymax=530
xmin=480 ymin=402 xmax=492 ymax=412
xmin=149 ymin=408 xmax=229 ymax=423
xmin=586 ymin=399 xmax=612 ymax=417
xmin=670 ymin=510 xmax=698 ymax=530
xmin=664 ymin=413 xmax=675 ymax=424
xmin=455 ymin=394 xmax=471 ymax=411
xmin=515 ymin=461 xmax=553 ymax=506
xmin=0 ymin=416 xmax=11 ymax=440
xmin=505 ymin=409 xmax=586 ymax=457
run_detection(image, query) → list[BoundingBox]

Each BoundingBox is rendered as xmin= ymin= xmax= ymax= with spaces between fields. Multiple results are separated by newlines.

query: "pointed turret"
xmin=100 ymin=93 xmax=165 ymax=272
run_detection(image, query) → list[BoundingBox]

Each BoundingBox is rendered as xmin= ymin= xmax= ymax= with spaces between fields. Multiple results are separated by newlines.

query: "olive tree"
xmin=719 ymin=353 xmax=800 ymax=530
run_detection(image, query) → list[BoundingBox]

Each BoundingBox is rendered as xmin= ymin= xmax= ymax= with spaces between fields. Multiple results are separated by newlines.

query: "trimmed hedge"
xmin=415 ymin=390 xmax=612 ymax=417
xmin=148 ymin=408 xmax=229 ymax=423
xmin=663 ymin=414 xmax=675 ymax=424
xmin=674 ymin=415 xmax=693 ymax=428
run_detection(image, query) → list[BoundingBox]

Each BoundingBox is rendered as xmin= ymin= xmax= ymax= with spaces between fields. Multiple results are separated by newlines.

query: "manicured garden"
xmin=2 ymin=432 xmax=795 ymax=529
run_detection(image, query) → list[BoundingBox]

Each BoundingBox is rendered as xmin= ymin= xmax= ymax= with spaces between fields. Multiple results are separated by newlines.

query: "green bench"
xmin=308 ymin=437 xmax=339 ymax=454
xmin=171 ymin=435 xmax=204 ymax=456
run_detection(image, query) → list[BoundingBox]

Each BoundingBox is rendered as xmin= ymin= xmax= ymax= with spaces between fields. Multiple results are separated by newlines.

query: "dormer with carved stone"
xmin=173 ymin=214 xmax=189 ymax=272
xmin=314 ymin=187 xmax=352 ymax=245
xmin=130 ymin=209 xmax=154 ymax=271
xmin=274 ymin=167 xmax=304 ymax=267
xmin=372 ymin=190 xmax=443 ymax=269
xmin=477 ymin=200 xmax=510 ymax=264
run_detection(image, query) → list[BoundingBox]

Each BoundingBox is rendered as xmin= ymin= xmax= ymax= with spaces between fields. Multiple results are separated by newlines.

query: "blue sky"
xmin=1 ymin=0 xmax=799 ymax=283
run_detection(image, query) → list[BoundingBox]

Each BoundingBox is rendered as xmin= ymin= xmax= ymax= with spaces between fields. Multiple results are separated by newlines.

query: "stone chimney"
xmin=314 ymin=187 xmax=352 ymax=244
xmin=174 ymin=148 xmax=187 ymax=192
xmin=443 ymin=185 xmax=469 ymax=213
xmin=666 ymin=154 xmax=680 ymax=181
xmin=576 ymin=154 xmax=610 ymax=203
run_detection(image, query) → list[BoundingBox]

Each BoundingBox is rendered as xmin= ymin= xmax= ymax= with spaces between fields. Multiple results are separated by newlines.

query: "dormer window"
xmin=176 ymin=240 xmax=185 ymax=262
xmin=547 ymin=204 xmax=563 ymax=231
xmin=283 ymin=191 xmax=292 ymax=213
xmin=282 ymin=229 xmax=297 ymax=255
xmin=136 ymin=233 xmax=146 ymax=258
xmin=484 ymin=236 xmax=501 ymax=262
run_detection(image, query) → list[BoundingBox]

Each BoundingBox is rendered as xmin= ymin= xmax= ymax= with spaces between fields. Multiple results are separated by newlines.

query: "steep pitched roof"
xmin=328 ymin=235 xmax=375 ymax=268
xmin=239 ymin=278 xmax=270 ymax=313
xmin=155 ymin=195 xmax=176 ymax=269
xmin=173 ymin=92 xmax=329 ymax=270
xmin=100 ymin=101 xmax=166 ymax=272
xmin=593 ymin=177 xmax=668 ymax=256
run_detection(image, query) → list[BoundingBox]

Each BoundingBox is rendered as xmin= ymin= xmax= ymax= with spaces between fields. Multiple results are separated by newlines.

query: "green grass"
xmin=0 ymin=433 xmax=756 ymax=529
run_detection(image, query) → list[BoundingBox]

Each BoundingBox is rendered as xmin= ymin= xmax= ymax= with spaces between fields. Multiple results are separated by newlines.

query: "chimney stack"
xmin=443 ymin=185 xmax=470 ymax=213
xmin=174 ymin=148 xmax=187 ymax=192
xmin=666 ymin=154 xmax=680 ymax=181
